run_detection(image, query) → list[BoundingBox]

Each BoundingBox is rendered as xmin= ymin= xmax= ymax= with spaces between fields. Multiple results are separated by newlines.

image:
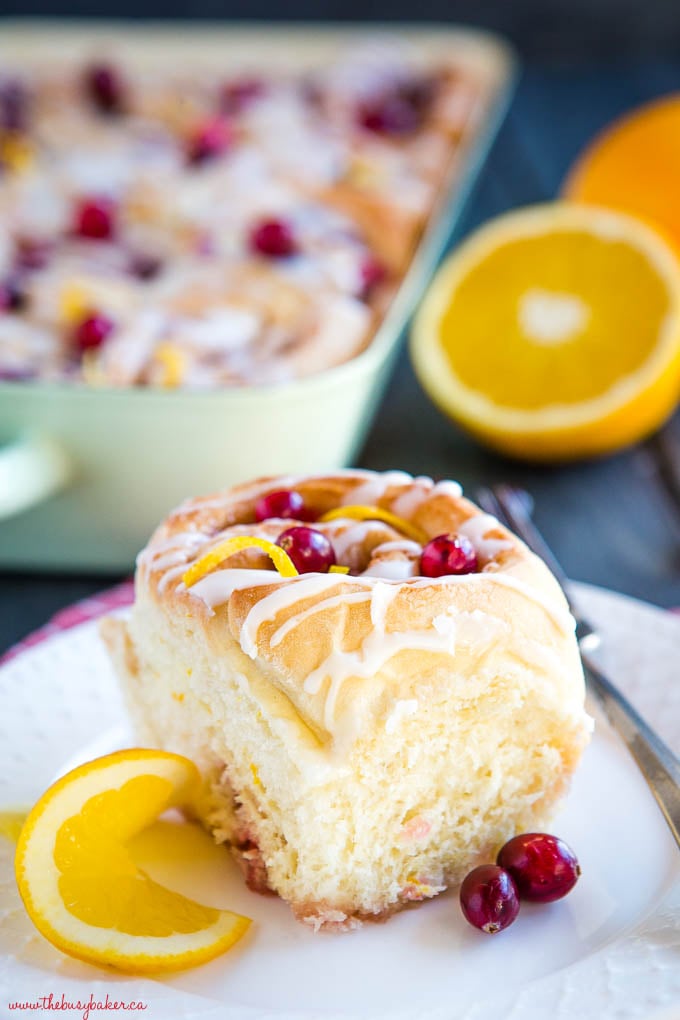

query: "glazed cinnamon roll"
xmin=102 ymin=470 xmax=591 ymax=930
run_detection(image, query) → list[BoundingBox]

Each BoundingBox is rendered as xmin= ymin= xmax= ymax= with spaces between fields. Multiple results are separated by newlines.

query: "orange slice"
xmin=0 ymin=810 xmax=27 ymax=843
xmin=411 ymin=202 xmax=680 ymax=461
xmin=564 ymin=95 xmax=680 ymax=248
xmin=320 ymin=505 xmax=428 ymax=544
xmin=183 ymin=536 xmax=299 ymax=588
xmin=15 ymin=749 xmax=251 ymax=973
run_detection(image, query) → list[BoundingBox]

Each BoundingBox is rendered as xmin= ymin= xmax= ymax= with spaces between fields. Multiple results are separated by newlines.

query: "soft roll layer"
xmin=102 ymin=469 xmax=591 ymax=930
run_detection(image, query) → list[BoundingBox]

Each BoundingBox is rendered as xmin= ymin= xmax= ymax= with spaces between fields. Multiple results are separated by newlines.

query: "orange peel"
xmin=320 ymin=505 xmax=428 ymax=544
xmin=183 ymin=535 xmax=299 ymax=588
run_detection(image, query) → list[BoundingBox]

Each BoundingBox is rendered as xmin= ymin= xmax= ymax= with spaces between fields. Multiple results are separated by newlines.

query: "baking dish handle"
xmin=0 ymin=434 xmax=72 ymax=520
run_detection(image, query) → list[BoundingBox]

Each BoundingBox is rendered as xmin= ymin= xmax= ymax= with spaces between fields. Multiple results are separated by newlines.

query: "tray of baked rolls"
xmin=0 ymin=23 xmax=516 ymax=568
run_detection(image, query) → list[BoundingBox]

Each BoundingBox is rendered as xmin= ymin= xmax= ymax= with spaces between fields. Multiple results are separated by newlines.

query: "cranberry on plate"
xmin=497 ymin=833 xmax=581 ymax=903
xmin=460 ymin=865 xmax=520 ymax=934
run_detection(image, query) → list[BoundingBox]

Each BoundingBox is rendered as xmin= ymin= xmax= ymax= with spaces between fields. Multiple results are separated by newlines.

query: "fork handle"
xmin=582 ymin=651 xmax=680 ymax=849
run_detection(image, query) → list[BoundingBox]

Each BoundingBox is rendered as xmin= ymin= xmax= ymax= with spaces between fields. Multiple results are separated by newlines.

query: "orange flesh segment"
xmin=54 ymin=775 xmax=219 ymax=936
xmin=442 ymin=230 xmax=669 ymax=409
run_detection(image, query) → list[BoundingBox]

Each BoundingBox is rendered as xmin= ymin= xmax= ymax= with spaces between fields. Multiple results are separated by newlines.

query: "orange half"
xmin=564 ymin=94 xmax=680 ymax=248
xmin=411 ymin=202 xmax=680 ymax=460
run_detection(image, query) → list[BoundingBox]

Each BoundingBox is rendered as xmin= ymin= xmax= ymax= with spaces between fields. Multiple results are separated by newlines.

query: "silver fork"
xmin=476 ymin=483 xmax=680 ymax=850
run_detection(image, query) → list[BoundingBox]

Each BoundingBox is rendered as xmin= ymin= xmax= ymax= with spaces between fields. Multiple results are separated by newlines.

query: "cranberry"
xmin=73 ymin=198 xmax=116 ymax=241
xmin=84 ymin=63 xmax=125 ymax=115
xmin=220 ymin=77 xmax=266 ymax=114
xmin=420 ymin=534 xmax=478 ymax=577
xmin=400 ymin=76 xmax=437 ymax=113
xmin=357 ymin=76 xmax=435 ymax=136
xmin=187 ymin=117 xmax=234 ymax=166
xmin=0 ymin=78 xmax=28 ymax=132
xmin=459 ymin=865 xmax=520 ymax=934
xmin=15 ymin=237 xmax=52 ymax=271
xmin=359 ymin=256 xmax=386 ymax=298
xmin=0 ymin=366 xmax=35 ymax=381
xmin=359 ymin=94 xmax=421 ymax=135
xmin=249 ymin=218 xmax=297 ymax=258
xmin=497 ymin=833 xmax=581 ymax=903
xmin=128 ymin=252 xmax=163 ymax=280
xmin=255 ymin=489 xmax=306 ymax=522
xmin=0 ymin=276 xmax=27 ymax=312
xmin=73 ymin=312 xmax=114 ymax=352
xmin=277 ymin=527 xmax=336 ymax=574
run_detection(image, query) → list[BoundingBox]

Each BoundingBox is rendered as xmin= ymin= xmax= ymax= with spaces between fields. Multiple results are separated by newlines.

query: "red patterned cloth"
xmin=0 ymin=580 xmax=134 ymax=665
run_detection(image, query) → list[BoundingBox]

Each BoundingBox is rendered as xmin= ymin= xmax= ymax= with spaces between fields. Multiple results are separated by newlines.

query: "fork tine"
xmin=475 ymin=485 xmax=507 ymax=524
xmin=491 ymin=483 xmax=572 ymax=593
xmin=480 ymin=483 xmax=599 ymax=649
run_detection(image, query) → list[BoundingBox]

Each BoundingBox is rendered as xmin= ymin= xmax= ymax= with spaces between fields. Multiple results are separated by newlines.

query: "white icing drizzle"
xmin=189 ymin=568 xmax=289 ymax=613
xmin=331 ymin=521 xmax=394 ymax=560
xmin=363 ymin=558 xmax=418 ymax=580
xmin=385 ymin=698 xmax=419 ymax=734
xmin=270 ymin=590 xmax=371 ymax=648
xmin=344 ymin=470 xmax=413 ymax=507
xmin=458 ymin=513 xmax=513 ymax=559
xmin=390 ymin=476 xmax=434 ymax=517
xmin=431 ymin=479 xmax=464 ymax=500
xmin=158 ymin=562 xmax=194 ymax=595
xmin=361 ymin=538 xmax=421 ymax=580
xmin=240 ymin=573 xmax=352 ymax=659
xmin=138 ymin=529 xmax=206 ymax=566
xmin=228 ymin=569 xmax=571 ymax=731
xmin=304 ymin=581 xmax=464 ymax=729
xmin=369 ymin=540 xmax=422 ymax=556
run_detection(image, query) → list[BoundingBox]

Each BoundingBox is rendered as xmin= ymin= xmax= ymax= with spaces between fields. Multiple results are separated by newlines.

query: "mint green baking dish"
xmin=0 ymin=22 xmax=516 ymax=571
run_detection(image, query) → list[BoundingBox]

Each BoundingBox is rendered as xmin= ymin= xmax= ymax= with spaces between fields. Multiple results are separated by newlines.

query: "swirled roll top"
xmin=134 ymin=470 xmax=580 ymax=748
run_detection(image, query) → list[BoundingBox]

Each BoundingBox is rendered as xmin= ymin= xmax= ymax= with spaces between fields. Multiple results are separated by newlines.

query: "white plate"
xmin=1 ymin=582 xmax=679 ymax=1020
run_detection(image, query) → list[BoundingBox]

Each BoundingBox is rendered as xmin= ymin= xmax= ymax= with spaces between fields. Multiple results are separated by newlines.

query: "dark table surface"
xmin=2 ymin=59 xmax=680 ymax=654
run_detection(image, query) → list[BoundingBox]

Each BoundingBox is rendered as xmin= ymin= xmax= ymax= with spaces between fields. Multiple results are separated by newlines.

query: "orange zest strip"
xmin=183 ymin=536 xmax=299 ymax=589
xmin=320 ymin=505 xmax=428 ymax=545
